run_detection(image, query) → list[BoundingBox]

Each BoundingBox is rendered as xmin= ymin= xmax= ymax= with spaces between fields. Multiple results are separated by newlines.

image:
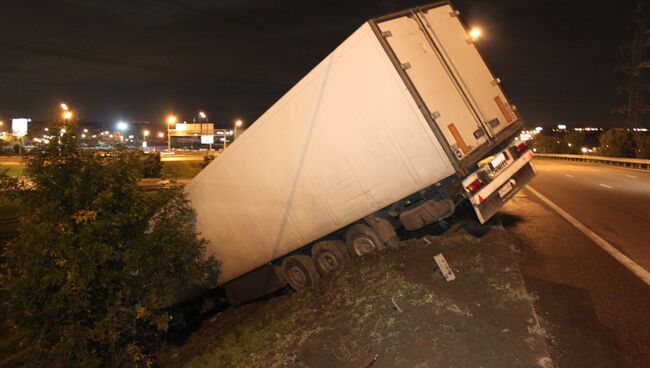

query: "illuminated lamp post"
xmin=167 ymin=115 xmax=177 ymax=151
xmin=234 ymin=119 xmax=243 ymax=141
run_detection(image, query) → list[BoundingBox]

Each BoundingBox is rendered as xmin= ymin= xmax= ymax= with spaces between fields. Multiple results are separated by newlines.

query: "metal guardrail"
xmin=535 ymin=153 xmax=650 ymax=171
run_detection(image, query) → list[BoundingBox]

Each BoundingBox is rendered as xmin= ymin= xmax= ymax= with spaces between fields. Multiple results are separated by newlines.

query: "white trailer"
xmin=185 ymin=1 xmax=535 ymax=303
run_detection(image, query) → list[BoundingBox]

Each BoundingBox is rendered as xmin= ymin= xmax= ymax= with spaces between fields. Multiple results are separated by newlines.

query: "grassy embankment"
xmin=0 ymin=161 xmax=202 ymax=179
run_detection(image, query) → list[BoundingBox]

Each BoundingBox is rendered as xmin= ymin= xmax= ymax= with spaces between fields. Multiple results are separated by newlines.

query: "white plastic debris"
xmin=434 ymin=253 xmax=456 ymax=281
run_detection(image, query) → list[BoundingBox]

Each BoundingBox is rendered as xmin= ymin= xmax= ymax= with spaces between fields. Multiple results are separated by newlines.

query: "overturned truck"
xmin=185 ymin=1 xmax=536 ymax=304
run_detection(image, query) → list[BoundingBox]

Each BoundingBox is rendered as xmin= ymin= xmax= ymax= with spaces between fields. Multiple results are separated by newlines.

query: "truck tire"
xmin=282 ymin=255 xmax=321 ymax=291
xmin=311 ymin=241 xmax=348 ymax=276
xmin=332 ymin=240 xmax=351 ymax=262
xmin=345 ymin=224 xmax=384 ymax=257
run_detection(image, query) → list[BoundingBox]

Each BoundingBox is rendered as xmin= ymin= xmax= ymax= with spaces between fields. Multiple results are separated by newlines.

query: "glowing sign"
xmin=201 ymin=135 xmax=214 ymax=144
xmin=12 ymin=118 xmax=29 ymax=137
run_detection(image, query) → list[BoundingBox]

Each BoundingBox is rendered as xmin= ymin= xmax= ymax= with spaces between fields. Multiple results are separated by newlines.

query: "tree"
xmin=598 ymin=129 xmax=637 ymax=158
xmin=563 ymin=131 xmax=586 ymax=154
xmin=139 ymin=150 xmax=163 ymax=178
xmin=0 ymin=133 xmax=219 ymax=367
xmin=531 ymin=134 xmax=563 ymax=153
xmin=634 ymin=133 xmax=650 ymax=159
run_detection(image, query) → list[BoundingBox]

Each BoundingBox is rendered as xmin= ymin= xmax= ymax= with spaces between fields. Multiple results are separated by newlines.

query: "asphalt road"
xmin=500 ymin=159 xmax=650 ymax=368
xmin=527 ymin=159 xmax=650 ymax=271
xmin=160 ymin=152 xmax=206 ymax=162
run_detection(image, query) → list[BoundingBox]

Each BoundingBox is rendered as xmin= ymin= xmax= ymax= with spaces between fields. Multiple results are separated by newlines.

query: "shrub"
xmin=0 ymin=133 xmax=219 ymax=367
xmin=598 ymin=129 xmax=637 ymax=158
xmin=140 ymin=151 xmax=163 ymax=178
xmin=634 ymin=133 xmax=650 ymax=159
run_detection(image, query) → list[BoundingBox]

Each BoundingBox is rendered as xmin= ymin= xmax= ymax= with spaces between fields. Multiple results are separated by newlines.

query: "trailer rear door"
xmin=375 ymin=15 xmax=488 ymax=163
xmin=372 ymin=3 xmax=521 ymax=169
xmin=417 ymin=4 xmax=518 ymax=136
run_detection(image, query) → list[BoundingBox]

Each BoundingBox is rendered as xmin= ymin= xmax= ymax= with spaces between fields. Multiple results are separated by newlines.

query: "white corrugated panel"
xmin=377 ymin=15 xmax=488 ymax=158
xmin=418 ymin=4 xmax=518 ymax=135
xmin=186 ymin=23 xmax=455 ymax=284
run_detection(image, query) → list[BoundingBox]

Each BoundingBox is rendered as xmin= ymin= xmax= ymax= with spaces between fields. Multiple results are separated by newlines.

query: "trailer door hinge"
xmin=431 ymin=111 xmax=441 ymax=119
xmin=491 ymin=78 xmax=502 ymax=86
xmin=381 ymin=30 xmax=392 ymax=38
xmin=450 ymin=10 xmax=460 ymax=17
xmin=401 ymin=62 xmax=412 ymax=70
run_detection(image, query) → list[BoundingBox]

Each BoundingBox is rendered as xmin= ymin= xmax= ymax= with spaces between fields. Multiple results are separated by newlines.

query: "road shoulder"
xmin=501 ymin=190 xmax=650 ymax=368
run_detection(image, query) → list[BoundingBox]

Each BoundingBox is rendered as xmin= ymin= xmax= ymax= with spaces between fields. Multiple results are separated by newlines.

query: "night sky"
xmin=0 ymin=0 xmax=640 ymax=130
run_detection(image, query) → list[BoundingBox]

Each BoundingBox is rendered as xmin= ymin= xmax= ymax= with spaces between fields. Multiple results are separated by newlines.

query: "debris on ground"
xmin=433 ymin=253 xmax=456 ymax=281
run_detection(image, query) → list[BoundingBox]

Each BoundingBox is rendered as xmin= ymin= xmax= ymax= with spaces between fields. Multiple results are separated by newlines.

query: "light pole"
xmin=117 ymin=121 xmax=128 ymax=142
xmin=60 ymin=103 xmax=73 ymax=125
xmin=143 ymin=129 xmax=150 ymax=148
xmin=234 ymin=119 xmax=243 ymax=141
xmin=167 ymin=115 xmax=177 ymax=151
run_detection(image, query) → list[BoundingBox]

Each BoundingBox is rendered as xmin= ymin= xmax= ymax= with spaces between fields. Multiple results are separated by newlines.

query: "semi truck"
xmin=185 ymin=1 xmax=536 ymax=304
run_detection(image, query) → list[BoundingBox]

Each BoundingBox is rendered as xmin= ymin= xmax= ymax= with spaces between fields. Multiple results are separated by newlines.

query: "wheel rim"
xmin=287 ymin=265 xmax=308 ymax=288
xmin=317 ymin=252 xmax=340 ymax=273
xmin=353 ymin=236 xmax=375 ymax=256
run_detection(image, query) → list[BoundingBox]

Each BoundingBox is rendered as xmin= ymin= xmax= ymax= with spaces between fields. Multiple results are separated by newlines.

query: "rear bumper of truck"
xmin=464 ymin=150 xmax=536 ymax=223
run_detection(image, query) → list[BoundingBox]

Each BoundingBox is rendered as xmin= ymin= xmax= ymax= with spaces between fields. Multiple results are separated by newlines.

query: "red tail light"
xmin=516 ymin=142 xmax=528 ymax=153
xmin=466 ymin=179 xmax=484 ymax=194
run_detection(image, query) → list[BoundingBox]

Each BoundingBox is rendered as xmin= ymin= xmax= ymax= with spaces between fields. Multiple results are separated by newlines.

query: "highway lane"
xmin=501 ymin=190 xmax=650 ymax=367
xmin=528 ymin=159 xmax=650 ymax=271
xmin=160 ymin=152 xmax=206 ymax=162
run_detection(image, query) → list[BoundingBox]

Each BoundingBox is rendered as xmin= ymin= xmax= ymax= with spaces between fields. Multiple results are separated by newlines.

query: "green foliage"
xmin=531 ymin=134 xmax=563 ymax=153
xmin=140 ymin=151 xmax=163 ymax=178
xmin=598 ymin=129 xmax=637 ymax=158
xmin=562 ymin=131 xmax=586 ymax=154
xmin=201 ymin=152 xmax=217 ymax=169
xmin=0 ymin=134 xmax=219 ymax=367
xmin=634 ymin=133 xmax=650 ymax=159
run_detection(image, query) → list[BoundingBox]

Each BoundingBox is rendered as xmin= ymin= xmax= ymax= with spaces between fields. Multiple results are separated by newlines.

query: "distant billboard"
xmin=12 ymin=118 xmax=30 ymax=137
xmin=171 ymin=123 xmax=214 ymax=137
xmin=201 ymin=135 xmax=214 ymax=144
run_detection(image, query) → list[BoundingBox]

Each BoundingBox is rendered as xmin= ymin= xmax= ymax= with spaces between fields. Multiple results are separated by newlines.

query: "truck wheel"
xmin=311 ymin=241 xmax=348 ymax=276
xmin=282 ymin=255 xmax=321 ymax=291
xmin=345 ymin=224 xmax=383 ymax=257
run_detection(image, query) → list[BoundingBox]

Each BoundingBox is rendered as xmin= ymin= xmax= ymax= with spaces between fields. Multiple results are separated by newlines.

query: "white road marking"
xmin=626 ymin=175 xmax=638 ymax=179
xmin=526 ymin=186 xmax=650 ymax=286
xmin=564 ymin=174 xmax=574 ymax=178
xmin=599 ymin=184 xmax=613 ymax=189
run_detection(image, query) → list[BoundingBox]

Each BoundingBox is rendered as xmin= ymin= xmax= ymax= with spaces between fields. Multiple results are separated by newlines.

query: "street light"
xmin=63 ymin=111 xmax=73 ymax=121
xmin=199 ymin=111 xmax=207 ymax=120
xmin=234 ymin=119 xmax=243 ymax=141
xmin=60 ymin=103 xmax=69 ymax=111
xmin=117 ymin=121 xmax=128 ymax=141
xmin=158 ymin=132 xmax=164 ymax=138
xmin=166 ymin=115 xmax=177 ymax=150
xmin=469 ymin=27 xmax=482 ymax=42
xmin=143 ymin=129 xmax=150 ymax=148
